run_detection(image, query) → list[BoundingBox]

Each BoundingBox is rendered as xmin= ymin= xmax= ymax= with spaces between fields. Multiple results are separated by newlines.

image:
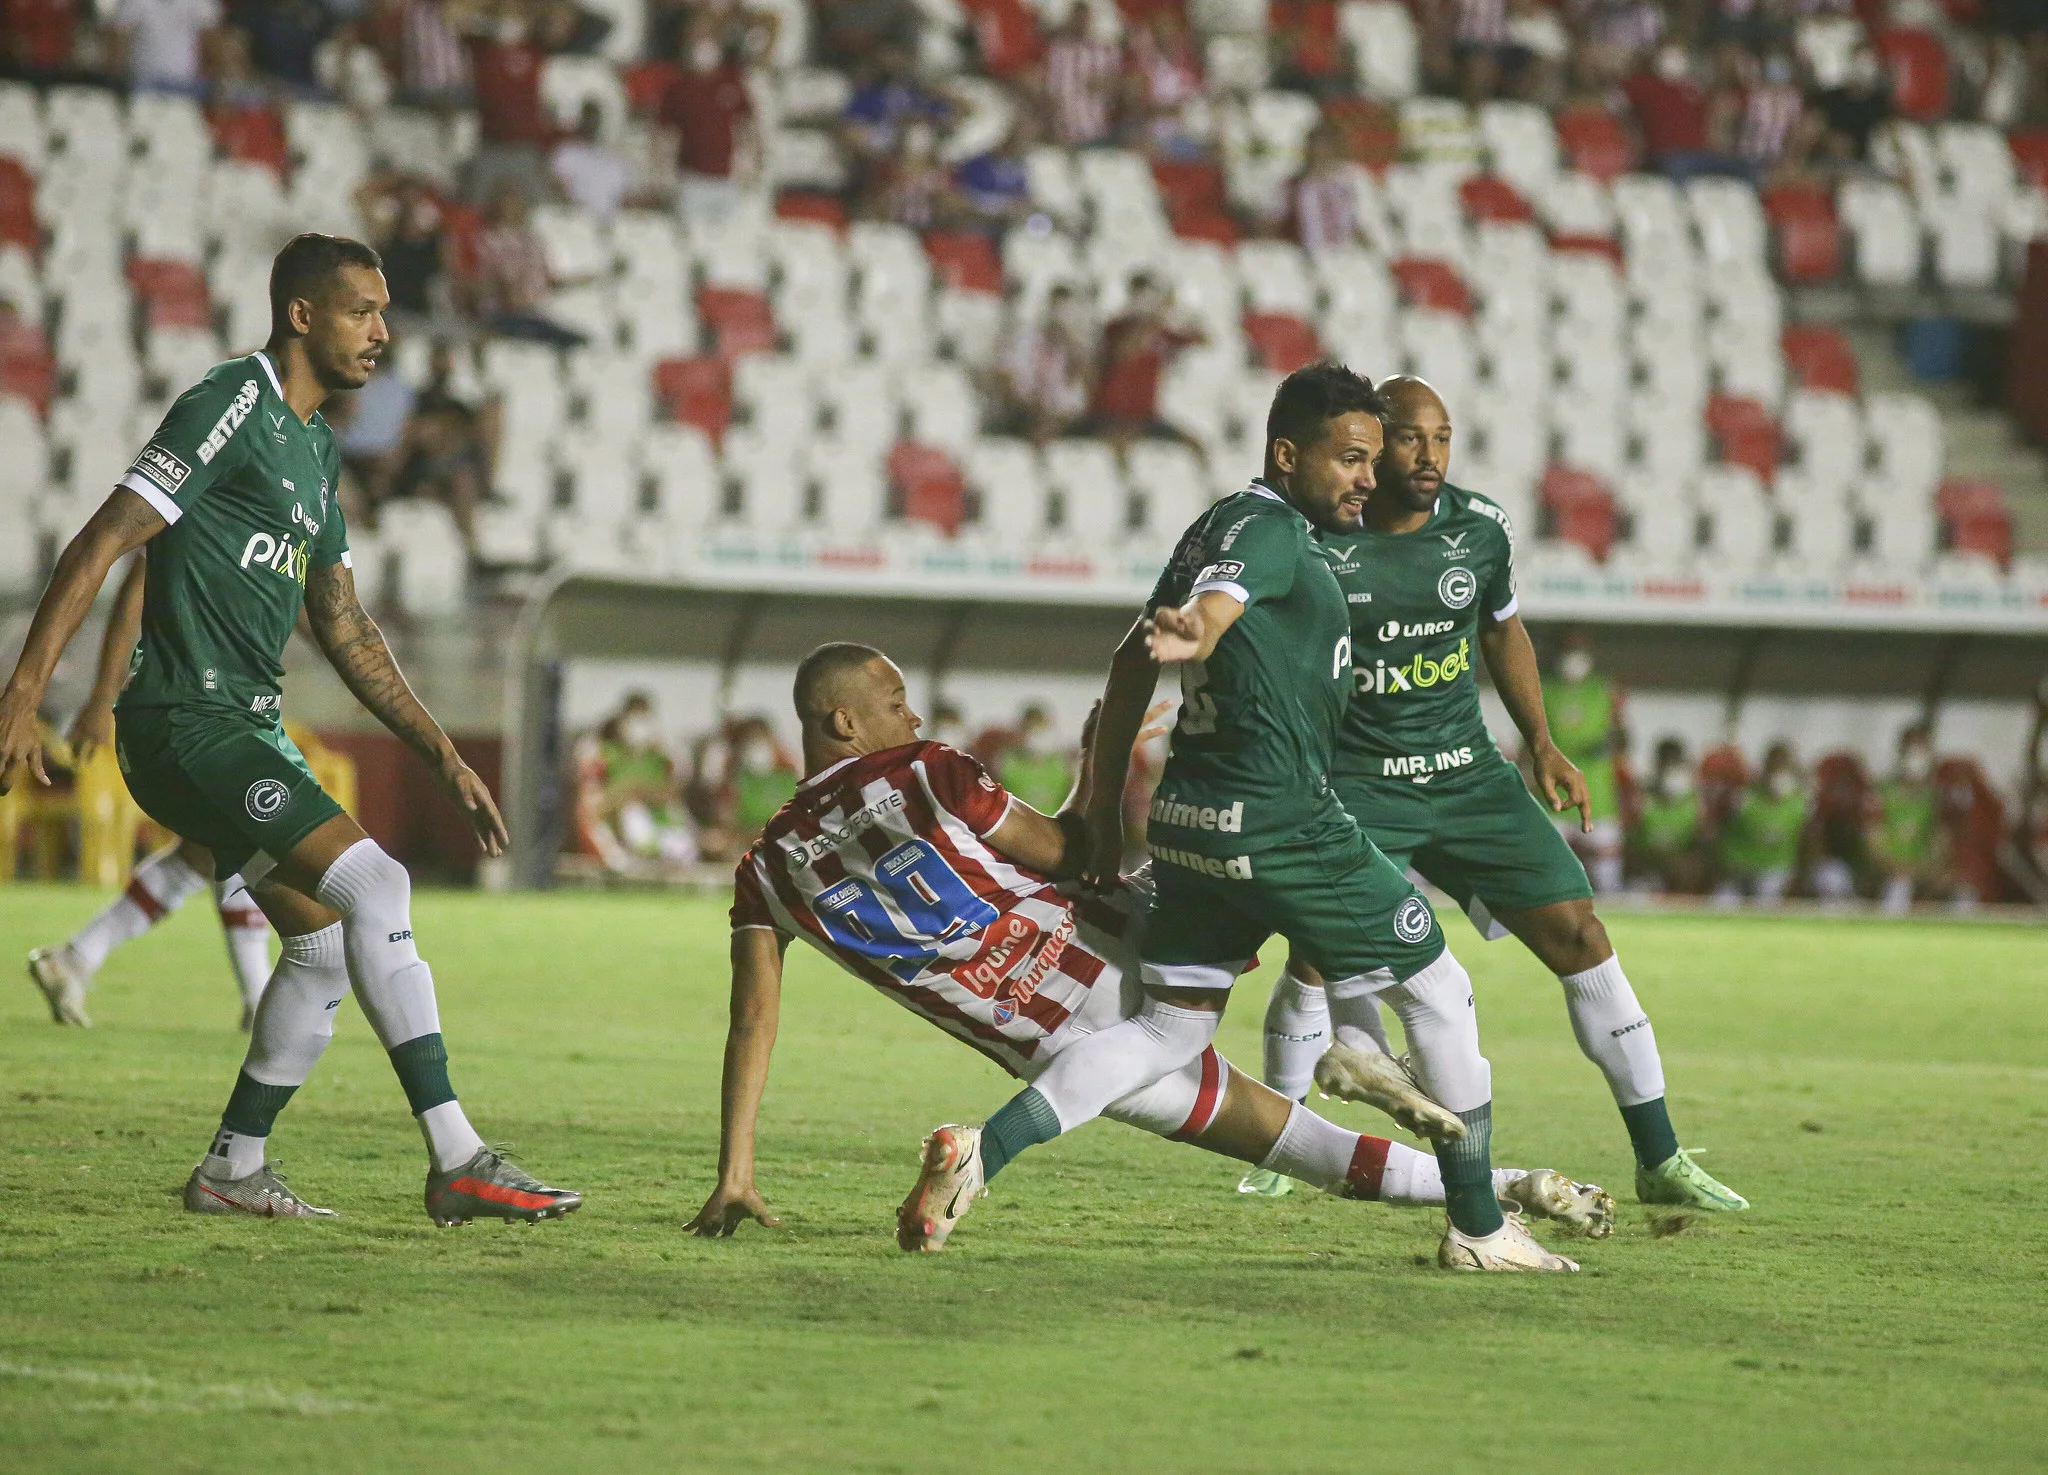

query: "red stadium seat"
xmin=1270 ymin=0 xmax=1341 ymax=80
xmin=1762 ymin=183 xmax=1842 ymax=283
xmin=1151 ymin=159 xmax=1225 ymax=219
xmin=1173 ymin=209 xmax=1240 ymax=246
xmin=1460 ymin=175 xmax=1533 ymax=224
xmin=0 ymin=158 xmax=36 ymax=251
xmin=1554 ymin=107 xmax=1634 ymax=183
xmin=0 ymin=318 xmax=54 ymax=414
xmin=1707 ymin=393 xmax=1782 ymax=480
xmin=888 ymin=440 xmax=966 ymax=535
xmin=439 ymin=202 xmax=487 ymax=278
xmin=1937 ymin=477 xmax=2012 ymax=566
xmin=653 ymin=356 xmax=733 ymax=445
xmin=695 ymin=286 xmax=777 ymax=360
xmin=923 ymin=230 xmax=1003 ymax=293
xmin=1540 ymin=464 xmax=1618 ymax=561
xmin=1390 ymin=257 xmax=1471 ymax=314
xmin=1697 ymin=744 xmax=1749 ymax=827
xmin=1242 ymin=312 xmax=1321 ymax=373
xmin=1321 ymin=96 xmax=1401 ymax=172
xmin=959 ymin=0 xmax=1042 ymax=76
xmin=127 ymin=258 xmax=212 ymax=329
xmin=1782 ymin=324 xmax=1859 ymax=394
xmin=1550 ymin=232 xmax=1624 ymax=265
xmin=209 ymin=103 xmax=290 ymax=177
xmin=776 ymin=191 xmax=847 ymax=230
xmin=2008 ymin=129 xmax=2048 ymax=190
xmin=1877 ymin=28 xmax=1949 ymax=123
xmin=1934 ymin=756 xmax=2007 ymax=902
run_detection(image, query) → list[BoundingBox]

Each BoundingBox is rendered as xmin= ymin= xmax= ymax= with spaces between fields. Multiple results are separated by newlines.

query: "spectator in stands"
xmin=954 ymin=124 xmax=1033 ymax=233
xmin=817 ymin=0 xmax=922 ymax=68
xmin=1122 ymin=8 xmax=1208 ymax=160
xmin=842 ymin=45 xmax=950 ymax=166
xmin=1450 ymin=0 xmax=1518 ymax=108
xmin=576 ymin=691 xmax=699 ymax=877
xmin=1813 ymin=36 xmax=1890 ymax=160
xmin=462 ymin=0 xmax=558 ymax=203
xmin=1630 ymin=736 xmax=1710 ymax=894
xmin=1087 ymin=271 xmax=1205 ymax=445
xmin=109 ymin=0 xmax=223 ymax=96
xmin=868 ymin=117 xmax=958 ymax=228
xmin=1573 ymin=0 xmax=1665 ymax=84
xmin=1871 ymin=723 xmax=1946 ymax=915
xmin=3 ymin=0 xmax=84 ymax=77
xmin=688 ymin=715 xmax=799 ymax=860
xmin=208 ymin=22 xmax=276 ymax=110
xmin=230 ymin=0 xmax=331 ymax=94
xmin=372 ymin=339 xmax=497 ymax=542
xmin=989 ymin=281 xmax=1095 ymax=443
xmin=550 ymin=99 xmax=634 ymax=221
xmin=469 ymin=183 xmax=588 ymax=346
xmin=661 ymin=13 xmax=758 ymax=227
xmin=331 ymin=338 xmax=415 ymax=509
xmin=1041 ymin=2 xmax=1120 ymax=147
xmin=994 ymin=703 xmax=1075 ymax=816
xmin=1288 ymin=121 xmax=1388 ymax=255
xmin=1714 ymin=741 xmax=1810 ymax=905
xmin=1625 ymin=42 xmax=1752 ymax=183
xmin=359 ymin=170 xmax=449 ymax=327
xmin=1736 ymin=49 xmax=1807 ymax=181
xmin=1504 ymin=0 xmax=1573 ymax=107
xmin=376 ymin=0 xmax=475 ymax=110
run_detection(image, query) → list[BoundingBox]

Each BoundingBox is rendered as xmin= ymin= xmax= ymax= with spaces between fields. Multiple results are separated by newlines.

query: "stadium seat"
xmin=963 ymin=437 xmax=1048 ymax=542
xmin=654 ymin=355 xmax=734 ymax=445
xmin=1002 ymin=226 xmax=1082 ymax=314
xmin=1937 ymin=478 xmax=2012 ymax=567
xmin=1535 ymin=170 xmax=1615 ymax=241
xmin=640 ymin=422 xmax=721 ymax=530
xmin=1876 ymin=27 xmax=1949 ymax=123
xmin=1693 ymin=464 xmax=1775 ymax=568
xmin=1553 ymin=108 xmax=1633 ymax=184
xmin=923 ymin=230 xmax=1003 ymax=294
xmin=0 ymin=159 xmax=36 ymax=252
xmin=1315 ymin=244 xmax=1397 ymax=337
xmin=1242 ymin=312 xmax=1321 ymax=373
xmin=0 ymin=82 xmax=46 ymax=174
xmin=1399 ymin=306 xmax=1480 ymax=409
xmin=378 ymin=500 xmax=468 ymax=617
xmin=1341 ymin=0 xmax=1420 ymax=101
xmin=1783 ymin=389 xmax=1866 ymax=494
xmin=541 ymin=54 xmax=629 ymax=140
xmin=1781 ymin=325 xmax=1858 ymax=395
xmin=888 ymin=440 xmax=967 ymax=535
xmin=1161 ymin=239 xmax=1242 ymax=341
xmin=1614 ymin=479 xmax=1696 ymax=569
xmin=1125 ymin=440 xmax=1209 ymax=548
xmin=1391 ymin=257 xmax=1470 ymax=314
xmin=1478 ymin=101 xmax=1558 ymax=201
xmin=1863 ymin=390 xmax=1944 ymax=499
xmin=1076 ymin=149 xmax=1170 ymax=242
xmin=127 ymin=258 xmax=211 ymax=330
xmin=2011 ymin=129 xmax=2048 ymax=193
xmin=900 ymin=363 xmax=979 ymax=454
xmin=144 ymin=326 xmax=221 ymax=390
xmin=697 ymin=286 xmax=777 ymax=360
xmin=1776 ymin=470 xmax=1857 ymax=570
xmin=1540 ymin=464 xmax=1617 ymax=561
xmin=1152 ymin=160 xmax=1235 ymax=243
xmin=211 ymin=104 xmax=289 ymax=178
xmin=1687 ymin=177 xmax=1769 ymax=277
xmin=204 ymin=160 xmax=292 ymax=259
xmin=815 ymin=359 xmax=902 ymax=456
xmin=1024 ymin=147 xmax=1084 ymax=228
xmin=1238 ymin=238 xmax=1317 ymax=315
xmin=1552 ymin=250 xmax=1625 ymax=338
xmin=958 ymin=0 xmax=1041 ymax=77
xmin=731 ymin=353 xmax=816 ymax=442
xmin=722 ymin=426 xmax=805 ymax=532
xmin=1042 ymin=438 xmax=1126 ymax=548
xmin=1397 ymin=97 xmax=1480 ymax=169
xmin=1707 ymin=393 xmax=1782 ymax=484
xmin=1459 ymin=174 xmax=1532 ymax=225
xmin=1930 ymin=211 xmax=2000 ymax=289
xmin=1762 ymin=184 xmax=1842 ymax=283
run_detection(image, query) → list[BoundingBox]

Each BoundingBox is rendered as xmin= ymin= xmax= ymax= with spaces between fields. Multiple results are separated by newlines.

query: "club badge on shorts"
xmin=245 ymin=778 xmax=291 ymax=821
xmin=1393 ymin=894 xmax=1434 ymax=944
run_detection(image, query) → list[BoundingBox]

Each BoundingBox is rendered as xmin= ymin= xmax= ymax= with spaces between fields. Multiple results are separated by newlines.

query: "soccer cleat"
xmin=1438 ymin=1212 xmax=1580 ymax=1272
xmin=897 ymin=1124 xmax=985 ymax=1252
xmin=1498 ymin=1169 xmax=1615 ymax=1239
xmin=1236 ymin=1168 xmax=1295 ymax=1197
xmin=27 ymin=946 xmax=90 ymax=1027
xmin=425 ymin=1148 xmax=582 ymax=1226
xmin=184 ymin=1161 xmax=337 ymax=1218
xmin=1636 ymin=1147 xmax=1749 ymax=1211
xmin=1313 ymin=1040 xmax=1466 ymax=1140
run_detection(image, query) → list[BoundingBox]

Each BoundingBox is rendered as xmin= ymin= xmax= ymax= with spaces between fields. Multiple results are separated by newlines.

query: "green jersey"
xmin=1322 ymin=482 xmax=1517 ymax=781
xmin=1635 ymin=789 xmax=1701 ymax=855
xmin=116 ymin=352 xmax=348 ymax=719
xmin=997 ymin=748 xmax=1073 ymax=817
xmin=1718 ymin=784 xmax=1807 ymax=876
xmin=1146 ymin=482 xmax=1354 ymax=852
xmin=1545 ymin=674 xmax=1616 ymax=770
xmin=1872 ymin=778 xmax=1938 ymax=865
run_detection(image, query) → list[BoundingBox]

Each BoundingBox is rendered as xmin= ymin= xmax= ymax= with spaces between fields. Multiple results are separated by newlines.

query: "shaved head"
xmin=791 ymin=643 xmax=923 ymax=765
xmin=1377 ymin=374 xmax=1447 ymax=423
xmin=1371 ymin=374 xmax=1453 ymax=520
xmin=793 ymin=643 xmax=887 ymax=731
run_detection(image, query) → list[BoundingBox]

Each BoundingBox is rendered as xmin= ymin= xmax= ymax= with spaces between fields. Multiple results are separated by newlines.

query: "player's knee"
xmin=315 ymin=839 xmax=413 ymax=926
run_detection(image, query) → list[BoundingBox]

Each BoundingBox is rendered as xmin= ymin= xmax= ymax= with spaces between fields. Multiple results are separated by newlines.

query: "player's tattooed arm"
xmin=68 ymin=555 xmax=147 ymax=763
xmin=0 ymin=488 xmax=165 ymax=794
xmin=1478 ymin=613 xmax=1591 ymax=833
xmin=304 ymin=560 xmax=510 ymax=855
xmin=688 ymin=928 xmax=788 ymax=1238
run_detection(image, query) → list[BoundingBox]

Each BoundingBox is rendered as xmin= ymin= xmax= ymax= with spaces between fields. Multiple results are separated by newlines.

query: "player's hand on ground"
xmin=440 ymin=759 xmax=510 ymax=855
xmin=0 ymin=690 xmax=51 ymax=794
xmin=686 ymin=1181 xmax=780 ymax=1237
xmin=66 ymin=701 xmax=115 ymax=764
xmin=1145 ymin=606 xmax=1204 ymax=664
xmin=1532 ymin=740 xmax=1592 ymax=833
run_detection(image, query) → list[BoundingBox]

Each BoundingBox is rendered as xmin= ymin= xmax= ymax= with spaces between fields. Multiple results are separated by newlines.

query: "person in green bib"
xmin=1714 ymin=743 xmax=1809 ymax=905
xmin=1630 ymin=737 xmax=1709 ymax=894
xmin=1543 ymin=631 xmax=1625 ymax=894
xmin=1872 ymin=724 xmax=1944 ymax=915
xmin=1241 ymin=376 xmax=1747 ymax=1213
xmin=995 ymin=703 xmax=1077 ymax=817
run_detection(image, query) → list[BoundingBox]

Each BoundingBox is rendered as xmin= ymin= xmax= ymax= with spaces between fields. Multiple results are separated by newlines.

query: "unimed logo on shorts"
xmin=245 ymin=779 xmax=291 ymax=821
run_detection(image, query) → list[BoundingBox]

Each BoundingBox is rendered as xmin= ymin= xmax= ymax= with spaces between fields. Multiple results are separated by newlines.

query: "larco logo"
xmin=1378 ymin=618 xmax=1456 ymax=641
xmin=245 ymin=779 xmax=290 ymax=820
xmin=1438 ymin=566 xmax=1477 ymax=610
xmin=1393 ymin=895 xmax=1434 ymax=944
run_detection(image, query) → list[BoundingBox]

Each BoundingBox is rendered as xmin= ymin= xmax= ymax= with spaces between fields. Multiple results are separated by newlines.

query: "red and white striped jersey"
xmin=731 ymin=742 xmax=1127 ymax=1076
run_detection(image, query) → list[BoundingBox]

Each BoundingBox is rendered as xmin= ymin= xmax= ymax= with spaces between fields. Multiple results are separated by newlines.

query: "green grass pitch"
xmin=2 ymin=885 xmax=2044 ymax=1473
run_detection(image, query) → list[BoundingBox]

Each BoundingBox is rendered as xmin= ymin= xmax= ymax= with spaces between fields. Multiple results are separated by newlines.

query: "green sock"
xmin=220 ymin=1070 xmax=299 ymax=1138
xmin=386 ymin=1033 xmax=457 ymax=1115
xmin=1435 ymin=1103 xmax=1506 ymax=1237
xmin=1620 ymin=1097 xmax=1680 ymax=1169
xmin=979 ymin=1087 xmax=1062 ymax=1180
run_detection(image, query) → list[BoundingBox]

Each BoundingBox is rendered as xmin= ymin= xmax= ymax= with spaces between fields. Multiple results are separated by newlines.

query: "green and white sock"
xmin=1435 ymin=1103 xmax=1506 ymax=1237
xmin=980 ymin=1087 xmax=1062 ymax=1180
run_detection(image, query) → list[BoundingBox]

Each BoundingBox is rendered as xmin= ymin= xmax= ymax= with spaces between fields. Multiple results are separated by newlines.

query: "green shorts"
xmin=1141 ymin=799 xmax=1444 ymax=989
xmin=114 ymin=704 xmax=343 ymax=881
xmin=1332 ymin=754 xmax=1592 ymax=941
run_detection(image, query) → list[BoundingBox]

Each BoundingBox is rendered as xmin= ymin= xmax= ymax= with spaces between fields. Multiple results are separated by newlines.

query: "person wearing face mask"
xmin=1542 ymin=632 xmax=1625 ymax=894
xmin=581 ymin=691 xmax=697 ymax=874
xmin=694 ymin=715 xmax=799 ymax=854
xmin=1713 ymin=743 xmax=1809 ymax=906
xmin=996 ymin=703 xmax=1075 ymax=818
xmin=1871 ymin=725 xmax=1943 ymax=916
xmin=1631 ymin=737 xmax=1708 ymax=894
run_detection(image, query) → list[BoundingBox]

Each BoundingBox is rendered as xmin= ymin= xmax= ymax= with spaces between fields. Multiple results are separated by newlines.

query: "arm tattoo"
xmin=304 ymin=563 xmax=456 ymax=765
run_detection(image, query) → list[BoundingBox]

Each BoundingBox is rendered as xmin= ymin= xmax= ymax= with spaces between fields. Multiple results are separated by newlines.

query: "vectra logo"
xmin=1377 ymin=618 xmax=1456 ymax=641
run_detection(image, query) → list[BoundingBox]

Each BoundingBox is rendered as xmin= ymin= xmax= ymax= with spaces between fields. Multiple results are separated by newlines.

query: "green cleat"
xmin=1636 ymin=1148 xmax=1748 ymax=1211
xmin=1235 ymin=1168 xmax=1294 ymax=1197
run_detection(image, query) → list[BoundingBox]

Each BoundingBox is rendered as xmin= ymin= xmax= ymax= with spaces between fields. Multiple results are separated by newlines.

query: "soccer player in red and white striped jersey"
xmin=688 ymin=643 xmax=1614 ymax=1249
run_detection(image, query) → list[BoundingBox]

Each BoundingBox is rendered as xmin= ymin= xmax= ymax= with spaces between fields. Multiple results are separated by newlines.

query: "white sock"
xmin=1328 ymin=997 xmax=1394 ymax=1056
xmin=243 ymin=924 xmax=349 ymax=1086
xmin=1260 ymin=968 xmax=1329 ymax=1100
xmin=67 ymin=844 xmax=206 ymax=973
xmin=1379 ymin=950 xmax=1492 ymax=1113
xmin=1025 ymin=996 xmax=1221 ymax=1133
xmin=204 ymin=1125 xmax=268 ymax=1180
xmin=313 ymin=839 xmax=442 ymax=1047
xmin=217 ymin=884 xmax=273 ymax=1012
xmin=1557 ymin=954 xmax=1665 ymax=1107
xmin=418 ymin=1101 xmax=485 ymax=1173
xmin=1380 ymin=1142 xmax=1446 ymax=1205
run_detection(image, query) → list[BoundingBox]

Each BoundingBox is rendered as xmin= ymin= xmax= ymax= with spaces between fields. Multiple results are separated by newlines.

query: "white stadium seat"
xmin=1775 ymin=469 xmax=1857 ymax=570
xmin=732 ymin=353 xmax=818 ymax=441
xmin=1042 ymin=438 xmax=1126 ymax=547
xmin=1125 ymin=440 xmax=1209 ymax=549
xmin=964 ymin=437 xmax=1049 ymax=542
xmin=1478 ymin=101 xmax=1557 ymax=200
xmin=1534 ymin=171 xmax=1613 ymax=239
xmin=1862 ymin=391 xmax=1945 ymax=500
xmin=1930 ymin=211 xmax=2000 ymax=289
xmin=1616 ymin=481 xmax=1696 ymax=569
xmin=1839 ymin=177 xmax=1922 ymax=286
xmin=640 ymin=423 xmax=721 ymax=529
xmin=1237 ymin=239 xmax=1316 ymax=316
xmin=1783 ymin=389 xmax=1866 ymax=494
xmin=1694 ymin=465 xmax=1775 ymax=569
xmin=1343 ymin=0 xmax=1420 ymax=101
xmin=900 ymin=363 xmax=979 ymax=453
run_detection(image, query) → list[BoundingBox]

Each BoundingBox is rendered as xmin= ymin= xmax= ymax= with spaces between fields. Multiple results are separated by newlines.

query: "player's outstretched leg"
xmin=28 ymin=841 xmax=209 ymax=1026
xmin=308 ymin=836 xmax=582 ymax=1226
xmin=216 ymin=880 xmax=274 ymax=1031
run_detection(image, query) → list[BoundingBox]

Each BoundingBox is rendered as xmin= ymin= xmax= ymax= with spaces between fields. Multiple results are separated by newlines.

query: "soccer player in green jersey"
xmin=1543 ymin=631 xmax=1625 ymax=893
xmin=0 ymin=235 xmax=580 ymax=1225
xmin=1244 ymin=376 xmax=1746 ymax=1212
xmin=1872 ymin=724 xmax=1943 ymax=915
xmin=900 ymin=365 xmax=1578 ymax=1271
xmin=1714 ymin=743 xmax=1810 ymax=905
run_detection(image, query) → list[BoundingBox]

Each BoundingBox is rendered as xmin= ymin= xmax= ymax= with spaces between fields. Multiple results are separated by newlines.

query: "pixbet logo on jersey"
xmin=239 ymin=530 xmax=312 ymax=584
xmin=1354 ymin=637 xmax=1471 ymax=696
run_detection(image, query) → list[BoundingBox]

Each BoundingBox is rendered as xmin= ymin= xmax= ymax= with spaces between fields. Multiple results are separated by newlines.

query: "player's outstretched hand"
xmin=1531 ymin=739 xmax=1592 ymax=834
xmin=1145 ymin=605 xmax=1205 ymax=664
xmin=0 ymin=690 xmax=51 ymax=795
xmin=67 ymin=701 xmax=114 ymax=765
xmin=440 ymin=759 xmax=511 ymax=856
xmin=1135 ymin=699 xmax=1172 ymax=751
xmin=686 ymin=1181 xmax=781 ymax=1237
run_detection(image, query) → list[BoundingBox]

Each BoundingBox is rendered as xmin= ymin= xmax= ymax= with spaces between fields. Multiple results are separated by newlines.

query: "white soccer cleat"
xmin=896 ymin=1124 xmax=986 ymax=1253
xmin=1498 ymin=1168 xmax=1615 ymax=1239
xmin=27 ymin=946 xmax=91 ymax=1027
xmin=1438 ymin=1212 xmax=1580 ymax=1272
xmin=1313 ymin=1039 xmax=1465 ymax=1140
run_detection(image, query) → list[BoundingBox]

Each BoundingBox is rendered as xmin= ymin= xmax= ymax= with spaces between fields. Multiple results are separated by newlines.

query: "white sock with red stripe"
xmin=216 ymin=883 xmax=272 ymax=1012
xmin=1256 ymin=1102 xmax=1400 ymax=1199
xmin=67 ymin=844 xmax=207 ymax=974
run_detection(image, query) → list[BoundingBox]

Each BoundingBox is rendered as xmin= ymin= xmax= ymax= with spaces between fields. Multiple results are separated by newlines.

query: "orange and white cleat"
xmin=896 ymin=1124 xmax=985 ymax=1252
